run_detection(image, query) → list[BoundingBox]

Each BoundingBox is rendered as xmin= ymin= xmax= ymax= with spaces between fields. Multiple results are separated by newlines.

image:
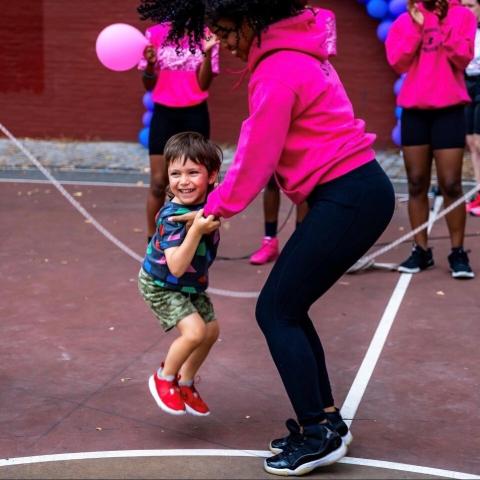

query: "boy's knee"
xmin=205 ymin=321 xmax=219 ymax=344
xmin=183 ymin=323 xmax=206 ymax=346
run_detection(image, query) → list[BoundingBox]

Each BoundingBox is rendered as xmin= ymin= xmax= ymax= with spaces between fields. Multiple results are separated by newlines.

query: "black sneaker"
xmin=325 ymin=408 xmax=353 ymax=447
xmin=269 ymin=412 xmax=352 ymax=454
xmin=397 ymin=245 xmax=434 ymax=273
xmin=264 ymin=423 xmax=347 ymax=476
xmin=448 ymin=248 xmax=475 ymax=279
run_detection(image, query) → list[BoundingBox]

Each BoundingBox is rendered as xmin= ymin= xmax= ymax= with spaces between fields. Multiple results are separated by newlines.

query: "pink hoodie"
xmin=385 ymin=0 xmax=476 ymax=109
xmin=204 ymin=10 xmax=375 ymax=218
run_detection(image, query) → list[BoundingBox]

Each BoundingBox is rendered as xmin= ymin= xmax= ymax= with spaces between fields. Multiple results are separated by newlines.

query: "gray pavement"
xmin=0 ymin=138 xmax=476 ymax=183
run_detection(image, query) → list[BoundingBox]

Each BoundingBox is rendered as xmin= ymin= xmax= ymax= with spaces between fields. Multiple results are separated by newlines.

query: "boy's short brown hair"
xmin=164 ymin=132 xmax=222 ymax=175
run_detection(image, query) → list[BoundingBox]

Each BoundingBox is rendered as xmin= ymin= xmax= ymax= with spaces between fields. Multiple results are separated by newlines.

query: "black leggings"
xmin=255 ymin=161 xmax=395 ymax=426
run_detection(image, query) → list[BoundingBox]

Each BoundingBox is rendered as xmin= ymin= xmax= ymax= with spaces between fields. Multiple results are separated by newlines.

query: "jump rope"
xmin=2 ymin=122 xmax=480 ymax=279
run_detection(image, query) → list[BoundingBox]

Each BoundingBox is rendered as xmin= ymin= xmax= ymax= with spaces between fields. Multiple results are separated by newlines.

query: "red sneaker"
xmin=149 ymin=373 xmax=186 ymax=415
xmin=179 ymin=383 xmax=210 ymax=416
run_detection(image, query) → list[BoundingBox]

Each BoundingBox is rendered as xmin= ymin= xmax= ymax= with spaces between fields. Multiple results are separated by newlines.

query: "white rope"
xmin=347 ymin=183 xmax=480 ymax=273
xmin=0 ymin=123 xmax=143 ymax=262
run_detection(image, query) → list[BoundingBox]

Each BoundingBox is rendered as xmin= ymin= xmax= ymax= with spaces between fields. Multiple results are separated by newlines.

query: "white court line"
xmin=0 ymin=449 xmax=478 ymax=479
xmin=341 ymin=195 xmax=443 ymax=425
xmin=0 ymin=177 xmax=148 ymax=188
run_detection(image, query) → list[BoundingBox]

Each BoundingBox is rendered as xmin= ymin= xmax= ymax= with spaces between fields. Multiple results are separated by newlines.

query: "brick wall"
xmin=0 ymin=0 xmax=397 ymax=147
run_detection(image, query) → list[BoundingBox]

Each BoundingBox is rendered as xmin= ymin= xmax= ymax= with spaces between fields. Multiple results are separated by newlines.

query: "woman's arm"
xmin=203 ymin=78 xmax=296 ymax=219
xmin=142 ymin=45 xmax=158 ymax=91
xmin=385 ymin=13 xmax=423 ymax=74
xmin=197 ymin=35 xmax=219 ymax=91
xmin=442 ymin=10 xmax=476 ymax=71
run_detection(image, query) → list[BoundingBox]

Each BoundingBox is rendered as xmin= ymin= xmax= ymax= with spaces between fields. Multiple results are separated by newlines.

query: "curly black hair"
xmin=138 ymin=0 xmax=305 ymax=51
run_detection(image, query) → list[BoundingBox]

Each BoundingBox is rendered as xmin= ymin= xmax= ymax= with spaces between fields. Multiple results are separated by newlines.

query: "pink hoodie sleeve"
xmin=385 ymin=14 xmax=423 ymax=74
xmin=441 ymin=9 xmax=476 ymax=70
xmin=204 ymin=78 xmax=296 ymax=218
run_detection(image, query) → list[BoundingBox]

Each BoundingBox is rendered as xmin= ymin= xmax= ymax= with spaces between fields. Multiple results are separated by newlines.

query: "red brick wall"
xmin=0 ymin=1 xmax=397 ymax=147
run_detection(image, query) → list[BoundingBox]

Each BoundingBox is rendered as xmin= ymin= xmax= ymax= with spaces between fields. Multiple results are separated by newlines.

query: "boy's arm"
xmin=164 ymin=226 xmax=203 ymax=278
xmin=163 ymin=210 xmax=220 ymax=277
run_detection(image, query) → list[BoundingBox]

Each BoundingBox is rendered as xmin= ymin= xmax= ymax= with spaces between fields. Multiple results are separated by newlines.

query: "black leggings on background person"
xmin=255 ymin=161 xmax=395 ymax=425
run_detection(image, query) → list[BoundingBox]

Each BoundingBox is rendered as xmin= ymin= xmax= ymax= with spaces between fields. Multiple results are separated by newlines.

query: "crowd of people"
xmin=135 ymin=0 xmax=477 ymax=476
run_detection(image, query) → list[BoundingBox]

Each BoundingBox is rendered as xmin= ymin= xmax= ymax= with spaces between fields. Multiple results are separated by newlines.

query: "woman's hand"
xmin=203 ymin=34 xmax=219 ymax=54
xmin=143 ymin=45 xmax=157 ymax=65
xmin=408 ymin=0 xmax=424 ymax=25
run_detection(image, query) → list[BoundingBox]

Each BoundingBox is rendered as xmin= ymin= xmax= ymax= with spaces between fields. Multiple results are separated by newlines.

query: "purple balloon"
xmin=389 ymin=0 xmax=407 ymax=17
xmin=392 ymin=122 xmax=402 ymax=146
xmin=138 ymin=127 xmax=150 ymax=149
xmin=142 ymin=111 xmax=153 ymax=127
xmin=377 ymin=20 xmax=392 ymax=42
xmin=367 ymin=0 xmax=389 ymax=20
xmin=142 ymin=92 xmax=154 ymax=111
xmin=393 ymin=76 xmax=404 ymax=96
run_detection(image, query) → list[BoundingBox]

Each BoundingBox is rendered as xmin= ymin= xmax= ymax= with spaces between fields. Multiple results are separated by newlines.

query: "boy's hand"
xmin=191 ymin=209 xmax=221 ymax=235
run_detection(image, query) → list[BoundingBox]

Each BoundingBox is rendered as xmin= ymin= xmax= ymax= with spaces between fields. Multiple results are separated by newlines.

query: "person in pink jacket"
xmin=386 ymin=0 xmax=476 ymax=278
xmin=249 ymin=4 xmax=337 ymax=266
xmin=138 ymin=0 xmax=395 ymax=475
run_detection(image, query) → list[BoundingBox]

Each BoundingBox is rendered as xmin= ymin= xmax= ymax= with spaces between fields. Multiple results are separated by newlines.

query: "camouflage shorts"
xmin=138 ymin=268 xmax=216 ymax=332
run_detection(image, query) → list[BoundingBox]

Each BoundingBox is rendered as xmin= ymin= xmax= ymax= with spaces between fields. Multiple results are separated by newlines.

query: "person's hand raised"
xmin=408 ymin=0 xmax=425 ymax=25
xmin=203 ymin=34 xmax=219 ymax=54
xmin=143 ymin=45 xmax=157 ymax=65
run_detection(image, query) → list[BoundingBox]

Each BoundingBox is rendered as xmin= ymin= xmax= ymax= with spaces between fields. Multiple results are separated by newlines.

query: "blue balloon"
xmin=376 ymin=20 xmax=392 ymax=42
xmin=367 ymin=0 xmax=389 ymax=19
xmin=395 ymin=106 xmax=403 ymax=120
xmin=138 ymin=127 xmax=150 ymax=149
xmin=142 ymin=92 xmax=154 ymax=111
xmin=142 ymin=111 xmax=153 ymax=127
xmin=389 ymin=0 xmax=407 ymax=17
xmin=393 ymin=76 xmax=404 ymax=95
xmin=392 ymin=122 xmax=402 ymax=146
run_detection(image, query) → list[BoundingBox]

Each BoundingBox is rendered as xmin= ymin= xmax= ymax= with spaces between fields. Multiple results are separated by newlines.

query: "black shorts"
xmin=148 ymin=101 xmax=210 ymax=155
xmin=465 ymin=75 xmax=480 ymax=135
xmin=401 ymin=105 xmax=466 ymax=149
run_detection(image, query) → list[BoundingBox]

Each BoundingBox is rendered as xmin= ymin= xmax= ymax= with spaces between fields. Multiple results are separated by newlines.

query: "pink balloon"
xmin=96 ymin=23 xmax=148 ymax=72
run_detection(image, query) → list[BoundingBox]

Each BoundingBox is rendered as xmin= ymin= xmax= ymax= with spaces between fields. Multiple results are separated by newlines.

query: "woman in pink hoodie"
xmin=386 ymin=0 xmax=476 ymax=278
xmin=138 ymin=1 xmax=395 ymax=475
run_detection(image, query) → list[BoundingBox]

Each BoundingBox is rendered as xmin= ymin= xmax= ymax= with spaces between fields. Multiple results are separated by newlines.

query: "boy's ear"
xmin=208 ymin=170 xmax=219 ymax=185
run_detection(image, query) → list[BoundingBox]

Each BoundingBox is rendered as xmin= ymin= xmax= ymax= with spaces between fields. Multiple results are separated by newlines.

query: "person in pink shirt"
xmin=249 ymin=4 xmax=337 ymax=266
xmin=139 ymin=24 xmax=220 ymax=242
xmin=386 ymin=0 xmax=476 ymax=278
xmin=462 ymin=0 xmax=480 ymax=216
xmin=138 ymin=0 xmax=395 ymax=475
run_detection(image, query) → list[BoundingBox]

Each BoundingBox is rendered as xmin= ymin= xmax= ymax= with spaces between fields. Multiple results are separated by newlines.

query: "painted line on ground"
xmin=0 ymin=177 xmax=148 ymax=188
xmin=341 ymin=195 xmax=443 ymax=425
xmin=0 ymin=449 xmax=478 ymax=479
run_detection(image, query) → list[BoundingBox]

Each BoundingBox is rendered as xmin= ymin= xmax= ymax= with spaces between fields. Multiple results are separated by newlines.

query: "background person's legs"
xmin=403 ymin=145 xmax=433 ymax=249
xmin=250 ymin=177 xmax=309 ymax=265
xmin=147 ymin=154 xmax=167 ymax=239
xmin=434 ymin=148 xmax=466 ymax=248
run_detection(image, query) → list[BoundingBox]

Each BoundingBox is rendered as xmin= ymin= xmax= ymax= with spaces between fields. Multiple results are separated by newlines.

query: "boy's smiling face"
xmin=168 ymin=157 xmax=217 ymax=205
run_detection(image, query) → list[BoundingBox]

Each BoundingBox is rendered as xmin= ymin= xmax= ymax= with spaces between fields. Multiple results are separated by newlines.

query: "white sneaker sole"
xmin=264 ymin=442 xmax=347 ymax=476
xmin=148 ymin=375 xmax=186 ymax=416
xmin=269 ymin=431 xmax=352 ymax=455
xmin=451 ymin=270 xmax=475 ymax=279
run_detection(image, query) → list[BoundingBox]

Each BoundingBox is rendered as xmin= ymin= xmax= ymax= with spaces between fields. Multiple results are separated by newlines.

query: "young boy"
xmin=138 ymin=131 xmax=222 ymax=416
